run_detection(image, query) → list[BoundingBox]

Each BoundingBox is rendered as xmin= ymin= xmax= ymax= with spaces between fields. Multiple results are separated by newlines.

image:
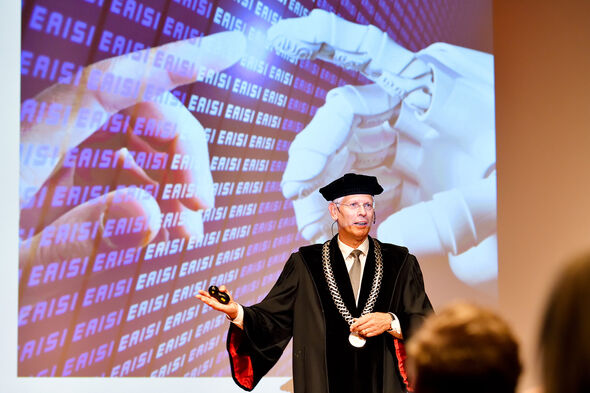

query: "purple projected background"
xmin=19 ymin=0 xmax=493 ymax=378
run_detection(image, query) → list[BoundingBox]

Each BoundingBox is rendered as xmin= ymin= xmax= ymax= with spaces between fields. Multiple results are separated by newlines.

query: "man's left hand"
xmin=350 ymin=312 xmax=399 ymax=338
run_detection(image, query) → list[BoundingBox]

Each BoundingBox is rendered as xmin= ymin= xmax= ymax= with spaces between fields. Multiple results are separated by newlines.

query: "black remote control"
xmin=208 ymin=285 xmax=230 ymax=304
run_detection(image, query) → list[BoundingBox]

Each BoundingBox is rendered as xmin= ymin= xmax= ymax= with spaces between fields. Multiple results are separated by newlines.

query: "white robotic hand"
xmin=269 ymin=10 xmax=498 ymax=284
xmin=269 ymin=9 xmax=433 ymax=243
xmin=280 ymin=82 xmax=406 ymax=243
xmin=267 ymin=8 xmax=433 ymax=112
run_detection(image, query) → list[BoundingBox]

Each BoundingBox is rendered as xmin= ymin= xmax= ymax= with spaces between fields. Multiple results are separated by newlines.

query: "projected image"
xmin=19 ymin=0 xmax=495 ymax=379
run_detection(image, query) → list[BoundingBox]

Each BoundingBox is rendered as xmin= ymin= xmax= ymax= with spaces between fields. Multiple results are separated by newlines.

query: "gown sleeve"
xmin=227 ymin=254 xmax=299 ymax=391
xmin=396 ymin=253 xmax=433 ymax=340
xmin=392 ymin=252 xmax=434 ymax=391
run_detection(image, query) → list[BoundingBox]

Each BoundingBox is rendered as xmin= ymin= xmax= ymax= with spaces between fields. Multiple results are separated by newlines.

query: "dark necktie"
xmin=349 ymin=249 xmax=362 ymax=303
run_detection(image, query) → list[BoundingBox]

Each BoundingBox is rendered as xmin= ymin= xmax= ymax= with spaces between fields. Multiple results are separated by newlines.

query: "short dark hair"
xmin=539 ymin=252 xmax=590 ymax=393
xmin=407 ymin=302 xmax=521 ymax=393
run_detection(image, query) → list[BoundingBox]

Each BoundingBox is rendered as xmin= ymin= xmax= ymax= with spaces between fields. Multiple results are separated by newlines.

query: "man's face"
xmin=329 ymin=194 xmax=374 ymax=247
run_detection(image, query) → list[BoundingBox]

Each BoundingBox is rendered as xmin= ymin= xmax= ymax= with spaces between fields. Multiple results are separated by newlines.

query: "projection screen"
xmin=14 ymin=0 xmax=495 ymax=391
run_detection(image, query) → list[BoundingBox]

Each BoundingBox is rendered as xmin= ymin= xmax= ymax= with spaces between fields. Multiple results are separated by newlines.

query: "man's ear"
xmin=328 ymin=203 xmax=339 ymax=221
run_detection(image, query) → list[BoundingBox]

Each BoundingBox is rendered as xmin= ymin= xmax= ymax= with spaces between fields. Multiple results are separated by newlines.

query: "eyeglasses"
xmin=334 ymin=202 xmax=374 ymax=212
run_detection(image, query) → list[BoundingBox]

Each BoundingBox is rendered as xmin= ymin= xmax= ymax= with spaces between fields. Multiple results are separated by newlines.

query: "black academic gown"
xmin=227 ymin=235 xmax=433 ymax=393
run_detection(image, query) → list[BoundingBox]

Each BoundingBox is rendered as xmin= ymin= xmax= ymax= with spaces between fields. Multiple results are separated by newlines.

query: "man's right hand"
xmin=196 ymin=285 xmax=239 ymax=320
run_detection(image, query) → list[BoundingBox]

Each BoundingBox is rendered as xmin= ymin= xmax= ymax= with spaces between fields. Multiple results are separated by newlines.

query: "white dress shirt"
xmin=337 ymin=236 xmax=369 ymax=305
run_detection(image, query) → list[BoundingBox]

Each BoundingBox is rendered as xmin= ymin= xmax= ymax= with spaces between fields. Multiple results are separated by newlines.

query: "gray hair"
xmin=331 ymin=196 xmax=375 ymax=207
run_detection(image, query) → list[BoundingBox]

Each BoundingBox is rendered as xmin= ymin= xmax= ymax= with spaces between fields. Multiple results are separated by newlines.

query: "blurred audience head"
xmin=538 ymin=251 xmax=590 ymax=393
xmin=407 ymin=301 xmax=521 ymax=393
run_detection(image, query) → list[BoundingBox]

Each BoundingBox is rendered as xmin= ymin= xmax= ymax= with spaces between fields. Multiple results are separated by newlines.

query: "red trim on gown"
xmin=394 ymin=338 xmax=413 ymax=392
xmin=229 ymin=329 xmax=254 ymax=390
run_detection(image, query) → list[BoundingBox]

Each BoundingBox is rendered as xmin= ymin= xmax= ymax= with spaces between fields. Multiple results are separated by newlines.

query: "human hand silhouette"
xmin=20 ymin=31 xmax=246 ymax=268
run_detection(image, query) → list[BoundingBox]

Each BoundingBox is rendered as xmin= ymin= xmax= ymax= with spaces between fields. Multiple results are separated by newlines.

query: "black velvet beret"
xmin=319 ymin=173 xmax=384 ymax=201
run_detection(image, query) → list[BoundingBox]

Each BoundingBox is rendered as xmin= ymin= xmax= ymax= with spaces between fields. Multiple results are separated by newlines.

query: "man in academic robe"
xmin=196 ymin=173 xmax=433 ymax=393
